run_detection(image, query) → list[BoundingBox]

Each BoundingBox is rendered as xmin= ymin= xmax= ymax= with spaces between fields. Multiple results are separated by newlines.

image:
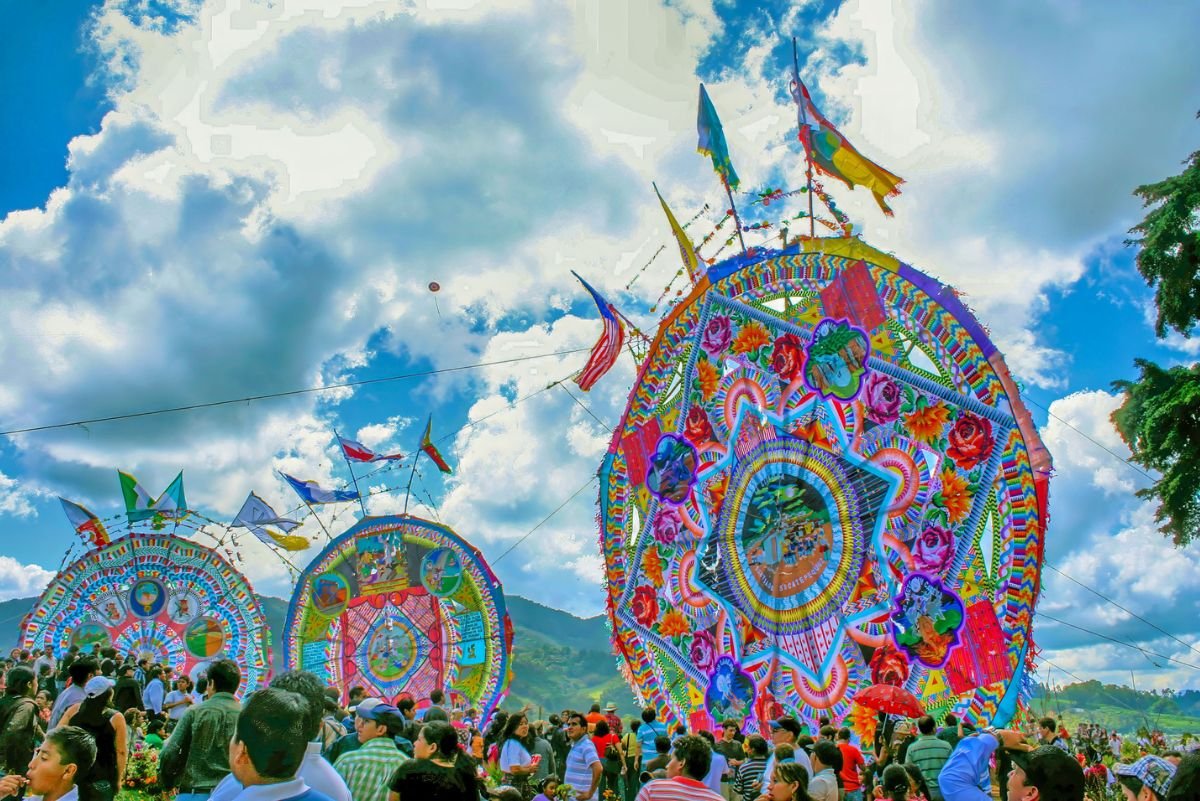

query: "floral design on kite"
xmin=862 ymin=371 xmax=902 ymax=424
xmin=911 ymin=524 xmax=955 ymax=575
xmin=700 ymin=315 xmax=734 ymax=355
xmin=689 ymin=629 xmax=718 ymax=673
xmin=631 ymin=585 xmax=660 ymax=628
xmin=946 ymin=412 xmax=995 ymax=470
xmin=684 ymin=407 xmax=715 ymax=445
xmin=770 ymin=333 xmax=806 ymax=382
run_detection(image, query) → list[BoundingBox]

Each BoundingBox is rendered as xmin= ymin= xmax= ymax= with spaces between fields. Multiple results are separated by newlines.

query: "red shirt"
xmin=593 ymin=732 xmax=621 ymax=761
xmin=838 ymin=742 xmax=865 ymax=791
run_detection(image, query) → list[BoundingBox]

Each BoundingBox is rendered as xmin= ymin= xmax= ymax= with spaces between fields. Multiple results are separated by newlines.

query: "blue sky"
xmin=2 ymin=0 xmax=1200 ymax=691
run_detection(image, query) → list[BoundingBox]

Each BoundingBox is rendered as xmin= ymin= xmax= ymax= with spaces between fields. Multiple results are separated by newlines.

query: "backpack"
xmin=603 ymin=737 xmax=622 ymax=774
xmin=320 ymin=716 xmax=347 ymax=750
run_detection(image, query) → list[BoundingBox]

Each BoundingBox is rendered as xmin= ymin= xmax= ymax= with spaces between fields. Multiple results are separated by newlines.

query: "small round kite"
xmin=21 ymin=534 xmax=272 ymax=689
xmin=284 ymin=515 xmax=513 ymax=712
xmin=600 ymin=238 xmax=1050 ymax=733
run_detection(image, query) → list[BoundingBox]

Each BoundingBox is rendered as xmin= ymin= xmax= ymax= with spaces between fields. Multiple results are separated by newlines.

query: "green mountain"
xmin=0 ymin=593 xmax=639 ymax=718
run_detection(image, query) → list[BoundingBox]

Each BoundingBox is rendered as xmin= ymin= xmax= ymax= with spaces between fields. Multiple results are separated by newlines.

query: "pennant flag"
xmin=232 ymin=492 xmax=308 ymax=551
xmin=118 ymin=470 xmax=187 ymax=522
xmin=281 ymin=474 xmax=359 ymax=505
xmin=697 ymin=84 xmax=740 ymax=190
xmin=571 ymin=271 xmax=626 ymax=391
xmin=420 ymin=416 xmax=453 ymax=474
xmin=337 ymin=435 xmax=403 ymax=463
xmin=59 ymin=498 xmax=110 ymax=547
xmin=654 ymin=182 xmax=702 ymax=283
xmin=789 ymin=65 xmax=903 ymax=216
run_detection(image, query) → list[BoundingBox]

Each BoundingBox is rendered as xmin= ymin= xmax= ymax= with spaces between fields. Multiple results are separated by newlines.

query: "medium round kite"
xmin=21 ymin=534 xmax=272 ymax=689
xmin=284 ymin=515 xmax=514 ymax=712
xmin=600 ymin=238 xmax=1050 ymax=732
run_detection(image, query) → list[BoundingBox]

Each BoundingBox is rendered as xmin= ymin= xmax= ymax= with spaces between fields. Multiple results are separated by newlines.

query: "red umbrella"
xmin=855 ymin=683 xmax=925 ymax=717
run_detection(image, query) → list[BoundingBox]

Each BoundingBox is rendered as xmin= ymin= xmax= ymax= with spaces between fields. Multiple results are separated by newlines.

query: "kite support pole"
xmin=334 ymin=429 xmax=369 ymax=518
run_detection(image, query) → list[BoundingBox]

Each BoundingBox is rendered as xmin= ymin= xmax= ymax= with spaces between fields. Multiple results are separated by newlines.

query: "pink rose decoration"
xmin=911 ymin=525 xmax=955 ymax=575
xmin=700 ymin=315 xmax=733 ymax=355
xmin=863 ymin=371 xmax=902 ymax=423
xmin=689 ymin=630 xmax=717 ymax=673
xmin=652 ymin=506 xmax=683 ymax=546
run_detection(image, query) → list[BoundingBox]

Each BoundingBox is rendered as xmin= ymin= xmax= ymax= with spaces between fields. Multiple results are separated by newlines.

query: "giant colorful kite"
xmin=21 ymin=533 xmax=272 ymax=689
xmin=284 ymin=515 xmax=513 ymax=712
xmin=600 ymin=237 xmax=1050 ymax=732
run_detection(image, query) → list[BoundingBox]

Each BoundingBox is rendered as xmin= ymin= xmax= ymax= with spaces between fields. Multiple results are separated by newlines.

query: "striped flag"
xmin=59 ymin=498 xmax=109 ymax=547
xmin=420 ymin=416 xmax=453 ymax=474
xmin=337 ymin=435 xmax=403 ymax=463
xmin=572 ymin=271 xmax=625 ymax=391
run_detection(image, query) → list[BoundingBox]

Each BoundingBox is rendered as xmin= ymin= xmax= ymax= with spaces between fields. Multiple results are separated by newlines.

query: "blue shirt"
xmin=938 ymin=733 xmax=998 ymax=801
xmin=144 ymin=678 xmax=166 ymax=714
xmin=636 ymin=720 xmax=669 ymax=755
xmin=564 ymin=736 xmax=601 ymax=796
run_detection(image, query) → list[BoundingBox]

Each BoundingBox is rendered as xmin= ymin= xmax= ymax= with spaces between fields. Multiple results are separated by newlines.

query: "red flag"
xmin=337 ymin=435 xmax=403 ymax=463
xmin=420 ymin=416 xmax=453 ymax=474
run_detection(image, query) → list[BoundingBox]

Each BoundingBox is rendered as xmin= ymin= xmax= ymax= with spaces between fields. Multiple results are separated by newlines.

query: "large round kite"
xmin=284 ymin=515 xmax=514 ymax=712
xmin=21 ymin=534 xmax=272 ymax=690
xmin=600 ymin=238 xmax=1050 ymax=733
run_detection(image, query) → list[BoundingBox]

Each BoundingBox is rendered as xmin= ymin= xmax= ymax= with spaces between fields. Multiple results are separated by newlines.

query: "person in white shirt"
xmin=225 ymin=688 xmax=335 ymax=801
xmin=164 ymin=676 xmax=198 ymax=722
xmin=0 ymin=726 xmax=97 ymax=801
xmin=807 ymin=742 xmax=840 ymax=801
xmin=143 ymin=667 xmax=167 ymax=718
xmin=208 ymin=672 xmax=351 ymax=801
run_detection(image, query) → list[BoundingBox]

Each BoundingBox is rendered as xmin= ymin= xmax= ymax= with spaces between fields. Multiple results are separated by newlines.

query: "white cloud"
xmin=0 ymin=472 xmax=36 ymax=518
xmin=0 ymin=556 xmax=55 ymax=602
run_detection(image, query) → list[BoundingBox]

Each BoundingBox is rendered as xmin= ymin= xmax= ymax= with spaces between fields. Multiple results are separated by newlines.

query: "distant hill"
xmin=0 ymin=592 xmax=638 ymax=718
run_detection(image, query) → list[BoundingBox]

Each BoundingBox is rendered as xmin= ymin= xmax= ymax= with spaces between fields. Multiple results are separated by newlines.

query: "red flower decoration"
xmin=631 ymin=585 xmax=660 ymax=627
xmin=684 ymin=407 xmax=714 ymax=445
xmin=946 ymin=412 xmax=995 ymax=470
xmin=869 ymin=644 xmax=910 ymax=686
xmin=770 ymin=333 xmax=806 ymax=382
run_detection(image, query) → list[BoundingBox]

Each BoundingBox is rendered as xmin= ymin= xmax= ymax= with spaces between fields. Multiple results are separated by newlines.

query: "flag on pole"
xmin=420 ymin=416 xmax=453 ymax=474
xmin=118 ymin=470 xmax=187 ymax=521
xmin=697 ymin=84 xmax=740 ymax=190
xmin=789 ymin=65 xmax=903 ymax=216
xmin=654 ymin=183 xmax=702 ymax=283
xmin=231 ymin=492 xmax=308 ymax=551
xmin=281 ymin=474 xmax=359 ymax=505
xmin=59 ymin=498 xmax=109 ymax=547
xmin=571 ymin=271 xmax=625 ymax=391
xmin=337 ymin=435 xmax=403 ymax=463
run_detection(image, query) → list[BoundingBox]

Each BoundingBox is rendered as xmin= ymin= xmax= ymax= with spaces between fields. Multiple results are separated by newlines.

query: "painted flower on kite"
xmin=706 ymin=474 xmax=729 ymax=517
xmin=869 ymin=645 xmax=909 ymax=686
xmin=770 ymin=333 xmax=806 ymax=382
xmin=731 ymin=321 xmax=771 ymax=356
xmin=651 ymin=506 xmax=683 ymax=547
xmin=904 ymin=398 xmax=950 ymax=444
xmin=684 ymin=406 xmax=714 ymax=445
xmin=754 ymin=691 xmax=785 ymax=724
xmin=700 ymin=315 xmax=733 ymax=355
xmin=939 ymin=468 xmax=973 ymax=524
xmin=631 ymin=585 xmax=659 ymax=627
xmin=911 ymin=524 xmax=955 ymax=575
xmin=659 ymin=609 xmax=690 ymax=638
xmin=862 ymin=371 xmax=902 ymax=424
xmin=947 ymin=411 xmax=995 ymax=470
xmin=696 ymin=358 xmax=719 ymax=401
xmin=689 ymin=629 xmax=718 ymax=673
xmin=646 ymin=434 xmax=698 ymax=506
xmin=642 ymin=547 xmax=665 ymax=588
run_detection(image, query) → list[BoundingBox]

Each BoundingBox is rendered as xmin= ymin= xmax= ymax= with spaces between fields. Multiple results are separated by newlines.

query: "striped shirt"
xmin=636 ymin=776 xmax=723 ymax=801
xmin=733 ymin=757 xmax=767 ymax=801
xmin=906 ymin=735 xmax=953 ymax=801
xmin=564 ymin=736 xmax=601 ymax=796
xmin=334 ymin=736 xmax=409 ymax=801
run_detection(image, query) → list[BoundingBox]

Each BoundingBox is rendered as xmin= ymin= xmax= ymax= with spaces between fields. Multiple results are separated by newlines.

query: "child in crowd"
xmin=143 ymin=720 xmax=166 ymax=750
xmin=532 ymin=777 xmax=559 ymax=801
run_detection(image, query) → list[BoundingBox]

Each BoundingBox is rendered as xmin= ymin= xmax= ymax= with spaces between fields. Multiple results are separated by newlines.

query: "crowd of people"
xmin=2 ymin=646 xmax=1200 ymax=801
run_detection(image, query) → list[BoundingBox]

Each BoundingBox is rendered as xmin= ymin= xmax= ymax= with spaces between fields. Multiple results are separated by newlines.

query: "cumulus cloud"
xmin=0 ymin=556 xmax=55 ymax=602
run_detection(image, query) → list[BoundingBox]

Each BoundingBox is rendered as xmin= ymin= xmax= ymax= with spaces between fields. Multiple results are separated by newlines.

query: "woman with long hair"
xmin=0 ymin=665 xmax=45 ymax=774
xmin=876 ymin=764 xmax=914 ymax=801
xmin=769 ymin=761 xmax=814 ymax=801
xmin=591 ymin=719 xmax=624 ymax=799
xmin=387 ymin=720 xmax=479 ymax=801
xmin=900 ymin=763 xmax=931 ymax=801
xmin=499 ymin=714 xmax=537 ymax=800
xmin=60 ymin=677 xmax=127 ymax=801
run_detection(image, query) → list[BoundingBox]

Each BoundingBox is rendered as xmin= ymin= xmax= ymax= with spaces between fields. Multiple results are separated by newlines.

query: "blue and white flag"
xmin=281 ymin=473 xmax=359 ymax=505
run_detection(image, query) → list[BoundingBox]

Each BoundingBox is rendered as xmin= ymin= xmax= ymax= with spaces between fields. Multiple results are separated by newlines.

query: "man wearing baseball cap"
xmin=332 ymin=701 xmax=408 ymax=801
xmin=762 ymin=717 xmax=813 ymax=793
xmin=941 ymin=729 xmax=1084 ymax=801
xmin=1113 ymin=756 xmax=1176 ymax=801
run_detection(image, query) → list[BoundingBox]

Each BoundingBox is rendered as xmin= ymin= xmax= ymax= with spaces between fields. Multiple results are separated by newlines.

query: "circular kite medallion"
xmin=599 ymin=239 xmax=1050 ymax=732
xmin=284 ymin=515 xmax=514 ymax=711
xmin=21 ymin=534 xmax=271 ymax=690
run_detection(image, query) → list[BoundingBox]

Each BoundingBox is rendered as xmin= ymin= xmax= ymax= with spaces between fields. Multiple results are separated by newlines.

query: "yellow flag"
xmin=654 ymin=183 xmax=702 ymax=283
xmin=267 ymin=530 xmax=310 ymax=551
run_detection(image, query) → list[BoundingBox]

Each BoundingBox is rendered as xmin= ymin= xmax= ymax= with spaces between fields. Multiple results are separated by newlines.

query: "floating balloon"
xmin=21 ymin=534 xmax=271 ymax=689
xmin=429 ymin=281 xmax=441 ymax=292
xmin=599 ymin=238 xmax=1049 ymax=732
xmin=284 ymin=515 xmax=513 ymax=711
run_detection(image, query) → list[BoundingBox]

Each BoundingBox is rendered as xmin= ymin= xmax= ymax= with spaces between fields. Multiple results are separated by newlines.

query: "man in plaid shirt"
xmin=333 ymin=701 xmax=408 ymax=801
